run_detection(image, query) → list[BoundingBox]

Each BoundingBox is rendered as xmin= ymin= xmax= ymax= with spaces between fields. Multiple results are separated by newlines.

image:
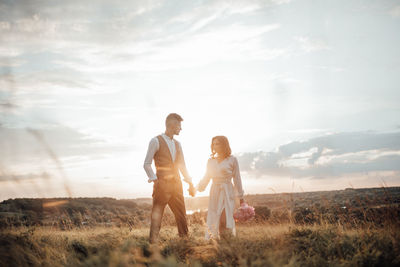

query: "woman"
xmin=196 ymin=136 xmax=244 ymax=239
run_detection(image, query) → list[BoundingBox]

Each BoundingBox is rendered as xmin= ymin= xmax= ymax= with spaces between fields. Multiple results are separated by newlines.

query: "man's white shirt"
xmin=143 ymin=133 xmax=192 ymax=183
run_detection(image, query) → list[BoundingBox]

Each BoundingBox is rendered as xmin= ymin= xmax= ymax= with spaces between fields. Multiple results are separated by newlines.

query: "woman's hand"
xmin=188 ymin=182 xmax=196 ymax=197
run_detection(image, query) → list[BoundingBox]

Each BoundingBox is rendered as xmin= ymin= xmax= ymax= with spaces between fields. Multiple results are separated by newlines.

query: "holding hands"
xmin=188 ymin=182 xmax=196 ymax=197
xmin=149 ymin=178 xmax=196 ymax=197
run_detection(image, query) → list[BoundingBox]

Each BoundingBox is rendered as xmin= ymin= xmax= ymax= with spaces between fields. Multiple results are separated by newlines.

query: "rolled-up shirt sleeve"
xmin=232 ymin=156 xmax=244 ymax=198
xmin=143 ymin=138 xmax=158 ymax=182
xmin=177 ymin=142 xmax=192 ymax=183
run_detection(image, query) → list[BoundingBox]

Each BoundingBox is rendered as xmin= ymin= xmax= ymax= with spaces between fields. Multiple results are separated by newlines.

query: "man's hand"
xmin=188 ymin=182 xmax=196 ymax=197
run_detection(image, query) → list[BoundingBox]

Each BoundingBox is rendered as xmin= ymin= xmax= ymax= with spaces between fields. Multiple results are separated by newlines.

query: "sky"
xmin=0 ymin=0 xmax=400 ymax=201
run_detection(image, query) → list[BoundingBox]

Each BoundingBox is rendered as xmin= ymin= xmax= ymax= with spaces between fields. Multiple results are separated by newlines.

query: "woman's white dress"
xmin=196 ymin=155 xmax=244 ymax=239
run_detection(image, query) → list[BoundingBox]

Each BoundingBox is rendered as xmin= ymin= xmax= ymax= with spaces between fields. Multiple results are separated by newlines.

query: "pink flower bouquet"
xmin=233 ymin=203 xmax=255 ymax=222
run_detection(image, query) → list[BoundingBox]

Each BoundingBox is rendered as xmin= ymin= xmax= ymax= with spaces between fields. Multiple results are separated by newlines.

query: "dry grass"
xmin=1 ymin=188 xmax=399 ymax=266
xmin=1 ymin=222 xmax=399 ymax=267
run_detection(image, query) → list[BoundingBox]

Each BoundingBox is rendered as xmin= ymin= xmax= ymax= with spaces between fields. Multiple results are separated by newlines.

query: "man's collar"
xmin=162 ymin=133 xmax=174 ymax=140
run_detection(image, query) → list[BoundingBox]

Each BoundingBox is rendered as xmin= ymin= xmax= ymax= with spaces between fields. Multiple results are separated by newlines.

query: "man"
xmin=143 ymin=113 xmax=196 ymax=243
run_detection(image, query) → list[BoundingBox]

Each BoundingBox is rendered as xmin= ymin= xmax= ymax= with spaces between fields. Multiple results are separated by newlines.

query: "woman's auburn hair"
xmin=211 ymin=135 xmax=232 ymax=159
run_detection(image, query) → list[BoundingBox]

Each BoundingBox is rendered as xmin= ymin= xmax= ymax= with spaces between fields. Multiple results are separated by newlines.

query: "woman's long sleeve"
xmin=196 ymin=159 xmax=212 ymax=192
xmin=232 ymin=157 xmax=244 ymax=198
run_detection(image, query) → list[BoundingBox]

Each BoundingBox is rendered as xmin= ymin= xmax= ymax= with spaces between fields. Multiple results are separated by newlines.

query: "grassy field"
xmin=1 ymin=188 xmax=400 ymax=266
xmin=1 ymin=222 xmax=399 ymax=267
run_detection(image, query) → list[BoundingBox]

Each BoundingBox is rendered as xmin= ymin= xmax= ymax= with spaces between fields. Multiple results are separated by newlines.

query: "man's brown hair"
xmin=165 ymin=113 xmax=183 ymax=126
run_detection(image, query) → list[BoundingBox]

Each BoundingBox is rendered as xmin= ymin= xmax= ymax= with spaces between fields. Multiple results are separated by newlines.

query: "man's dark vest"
xmin=154 ymin=135 xmax=181 ymax=181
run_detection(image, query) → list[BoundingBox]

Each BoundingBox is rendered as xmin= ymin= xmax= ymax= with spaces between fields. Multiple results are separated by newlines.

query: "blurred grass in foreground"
xmin=1 ymin=223 xmax=399 ymax=267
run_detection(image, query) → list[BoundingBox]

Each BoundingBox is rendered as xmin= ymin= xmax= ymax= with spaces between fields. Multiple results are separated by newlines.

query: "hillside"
xmin=1 ymin=187 xmax=399 ymax=229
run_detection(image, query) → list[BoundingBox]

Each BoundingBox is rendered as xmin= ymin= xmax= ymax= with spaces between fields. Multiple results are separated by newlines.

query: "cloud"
xmin=278 ymin=132 xmax=400 ymax=158
xmin=389 ymin=6 xmax=400 ymax=18
xmin=42 ymin=22 xmax=283 ymax=73
xmin=237 ymin=131 xmax=400 ymax=179
xmin=0 ymin=0 xmax=289 ymax=77
xmin=187 ymin=11 xmax=224 ymax=33
xmin=0 ymin=57 xmax=25 ymax=67
xmin=294 ymin=36 xmax=331 ymax=52
xmin=9 ymin=67 xmax=98 ymax=95
xmin=0 ymin=172 xmax=50 ymax=182
xmin=0 ymin=1 xmax=161 ymax=57
xmin=170 ymin=0 xmax=292 ymax=24
xmin=0 ymin=124 xmax=132 ymax=165
xmin=305 ymin=65 xmax=345 ymax=73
